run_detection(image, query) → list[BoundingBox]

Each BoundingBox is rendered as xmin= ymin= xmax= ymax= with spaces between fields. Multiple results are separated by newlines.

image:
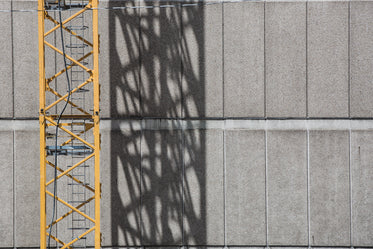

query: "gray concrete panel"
xmin=104 ymin=129 xmax=142 ymax=246
xmin=184 ymin=129 xmax=224 ymax=245
xmin=309 ymin=131 xmax=350 ymax=246
xmin=0 ymin=1 xmax=13 ymax=118
xmin=43 ymin=12 xmax=61 ymax=116
xmin=350 ymin=2 xmax=373 ymax=117
xmin=187 ymin=247 xmax=224 ymax=249
xmin=13 ymin=1 xmax=39 ymax=118
xmin=267 ymin=131 xmax=308 ymax=245
xmin=0 ymin=131 xmax=13 ymax=247
xmin=140 ymin=3 xmax=182 ymax=117
xmin=100 ymin=129 xmax=112 ymax=246
xmin=226 ymin=130 xmax=266 ymax=245
xmin=351 ymin=131 xmax=373 ymax=246
xmin=145 ymin=247 xmax=180 ymax=249
xmin=266 ymin=2 xmax=306 ymax=118
xmin=141 ymin=130 xmax=183 ymax=245
xmin=223 ymin=2 xmax=264 ymax=117
xmin=14 ymin=130 xmax=39 ymax=247
xmin=308 ymin=2 xmax=349 ymax=117
xmin=229 ymin=247 xmax=265 ymax=249
xmin=182 ymin=5 xmax=223 ymax=118
xmin=100 ymin=1 xmax=141 ymax=118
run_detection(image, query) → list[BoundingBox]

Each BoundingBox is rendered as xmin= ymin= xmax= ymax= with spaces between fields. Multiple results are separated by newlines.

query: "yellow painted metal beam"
xmin=60 ymin=123 xmax=94 ymax=146
xmin=45 ymin=153 xmax=95 ymax=186
xmin=45 ymin=232 xmax=73 ymax=249
xmin=40 ymin=0 xmax=100 ymax=247
xmin=46 ymin=195 xmax=95 ymax=229
xmin=44 ymin=41 xmax=92 ymax=73
xmin=92 ymin=0 xmax=101 ymax=246
xmin=45 ymin=77 xmax=93 ymax=113
xmin=38 ymin=0 xmax=46 ymax=247
xmin=45 ymin=13 xmax=93 ymax=47
xmin=61 ymin=227 xmax=96 ymax=249
xmin=46 ymin=160 xmax=95 ymax=192
xmin=44 ymin=5 xmax=91 ymax=37
xmin=45 ymin=116 xmax=95 ymax=149
xmin=46 ymin=51 xmax=93 ymax=84
xmin=46 ymin=190 xmax=95 ymax=223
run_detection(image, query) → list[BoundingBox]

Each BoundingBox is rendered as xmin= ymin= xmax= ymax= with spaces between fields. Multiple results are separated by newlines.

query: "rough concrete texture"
xmin=141 ymin=130 xmax=183 ymax=245
xmin=13 ymin=1 xmax=39 ymax=118
xmin=0 ymin=131 xmax=13 ymax=247
xmin=307 ymin=2 xmax=349 ymax=117
xmin=223 ymin=2 xmax=264 ymax=117
xmin=309 ymin=131 xmax=350 ymax=246
xmin=3 ymin=0 xmax=372 ymax=120
xmin=187 ymin=247 xmax=224 ymax=249
xmin=266 ymin=2 xmax=306 ymax=118
xmin=184 ymin=129 xmax=224 ymax=245
xmin=140 ymin=3 xmax=182 ymax=117
xmin=226 ymin=130 xmax=266 ymax=245
xmin=2 ymin=0 xmax=373 ymax=248
xmin=14 ymin=130 xmax=39 ymax=247
xmin=100 ymin=130 xmax=113 ymax=246
xmin=267 ymin=131 xmax=308 ymax=245
xmin=100 ymin=2 xmax=141 ymax=118
xmin=182 ymin=5 xmax=223 ymax=118
xmin=351 ymin=131 xmax=373 ymax=246
xmin=0 ymin=0 xmax=13 ymax=118
xmin=106 ymin=129 xmax=142 ymax=246
xmin=350 ymin=1 xmax=373 ymax=117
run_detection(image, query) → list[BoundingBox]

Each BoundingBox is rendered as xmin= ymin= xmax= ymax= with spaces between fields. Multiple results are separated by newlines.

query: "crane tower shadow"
xmin=109 ymin=0 xmax=206 ymax=246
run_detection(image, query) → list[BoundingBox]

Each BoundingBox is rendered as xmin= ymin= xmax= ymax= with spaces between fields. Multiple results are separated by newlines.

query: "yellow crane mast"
xmin=38 ymin=0 xmax=100 ymax=248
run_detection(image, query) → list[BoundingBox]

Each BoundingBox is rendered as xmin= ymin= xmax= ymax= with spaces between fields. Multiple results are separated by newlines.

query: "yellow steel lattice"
xmin=38 ymin=0 xmax=100 ymax=248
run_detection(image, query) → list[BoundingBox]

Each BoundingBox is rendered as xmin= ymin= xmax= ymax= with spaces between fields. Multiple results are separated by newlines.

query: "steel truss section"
xmin=38 ymin=0 xmax=100 ymax=248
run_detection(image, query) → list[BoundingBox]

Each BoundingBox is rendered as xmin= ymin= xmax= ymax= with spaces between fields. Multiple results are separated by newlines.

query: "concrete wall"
xmin=0 ymin=0 xmax=372 ymax=247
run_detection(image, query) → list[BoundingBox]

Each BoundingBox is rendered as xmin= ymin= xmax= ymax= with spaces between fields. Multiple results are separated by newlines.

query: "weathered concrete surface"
xmin=226 ymin=130 xmax=266 ymax=245
xmin=224 ymin=2 xmax=264 ymax=117
xmin=14 ymin=130 xmax=39 ymax=247
xmin=2 ymin=0 xmax=373 ymax=247
xmin=351 ymin=131 xmax=373 ymax=246
xmin=266 ymin=2 xmax=306 ymax=118
xmin=184 ymin=129 xmax=224 ymax=245
xmin=141 ymin=130 xmax=183 ymax=245
xmin=267 ymin=131 xmax=308 ymax=245
xmin=0 ymin=131 xmax=13 ymax=247
xmin=350 ymin=1 xmax=373 ymax=117
xmin=309 ymin=131 xmax=350 ymax=246
xmin=100 ymin=129 xmax=112 ymax=246
xmin=100 ymin=2 xmax=141 ymax=118
xmin=182 ymin=5 xmax=223 ymax=118
xmin=104 ymin=129 xmax=142 ymax=246
xmin=140 ymin=3 xmax=182 ymax=117
xmin=13 ymin=1 xmax=39 ymax=118
xmin=308 ymin=2 xmax=349 ymax=118
xmin=0 ymin=0 xmax=13 ymax=118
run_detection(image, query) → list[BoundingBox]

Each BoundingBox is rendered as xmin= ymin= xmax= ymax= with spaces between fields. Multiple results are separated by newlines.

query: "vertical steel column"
xmin=39 ymin=0 xmax=100 ymax=247
xmin=38 ymin=0 xmax=46 ymax=247
xmin=92 ymin=0 xmax=101 ymax=247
